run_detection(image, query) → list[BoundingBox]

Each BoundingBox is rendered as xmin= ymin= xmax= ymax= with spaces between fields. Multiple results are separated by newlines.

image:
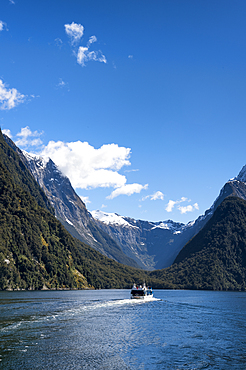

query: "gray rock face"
xmin=91 ymin=178 xmax=246 ymax=270
xmin=5 ymin=133 xmax=246 ymax=270
xmin=91 ymin=211 xmax=207 ymax=270
xmin=3 ymin=134 xmax=139 ymax=268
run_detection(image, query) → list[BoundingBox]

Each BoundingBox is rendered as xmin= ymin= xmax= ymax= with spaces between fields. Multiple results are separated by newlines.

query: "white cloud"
xmin=77 ymin=46 xmax=107 ymax=67
xmin=124 ymin=169 xmax=139 ymax=173
xmin=142 ymin=191 xmax=164 ymax=201
xmin=98 ymin=52 xmax=107 ymax=64
xmin=151 ymin=191 xmax=164 ymax=200
xmin=80 ymin=196 xmax=91 ymax=205
xmin=15 ymin=126 xmax=44 ymax=148
xmin=64 ymin=22 xmax=107 ymax=67
xmin=0 ymin=21 xmax=8 ymax=32
xmin=88 ymin=35 xmax=97 ymax=45
xmin=40 ymin=140 xmax=131 ymax=190
xmin=178 ymin=203 xmax=199 ymax=214
xmin=64 ymin=22 xmax=84 ymax=45
xmin=165 ymin=200 xmax=177 ymax=212
xmin=107 ymin=183 xmax=148 ymax=199
xmin=166 ymin=197 xmax=199 ymax=214
xmin=0 ymin=80 xmax=26 ymax=110
xmin=77 ymin=46 xmax=89 ymax=66
xmin=56 ymin=78 xmax=67 ymax=88
xmin=165 ymin=197 xmax=187 ymax=212
xmin=2 ymin=129 xmax=12 ymax=138
xmin=58 ymin=79 xmax=65 ymax=87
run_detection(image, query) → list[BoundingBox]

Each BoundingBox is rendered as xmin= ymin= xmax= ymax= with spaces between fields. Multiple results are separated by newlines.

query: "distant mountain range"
xmin=4 ymin=133 xmax=246 ymax=271
xmin=2 ymin=130 xmax=246 ymax=291
xmin=150 ymin=196 xmax=246 ymax=291
xmin=0 ymin=130 xmax=157 ymax=290
xmin=91 ymin=174 xmax=246 ymax=269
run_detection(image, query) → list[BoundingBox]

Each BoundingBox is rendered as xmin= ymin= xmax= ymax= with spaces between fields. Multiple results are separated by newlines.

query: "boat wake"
xmin=91 ymin=296 xmax=160 ymax=309
xmin=0 ymin=297 xmax=161 ymax=335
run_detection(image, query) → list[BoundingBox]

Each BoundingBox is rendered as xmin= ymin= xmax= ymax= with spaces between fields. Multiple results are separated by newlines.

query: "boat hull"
xmin=131 ymin=294 xmax=153 ymax=300
xmin=130 ymin=283 xmax=153 ymax=300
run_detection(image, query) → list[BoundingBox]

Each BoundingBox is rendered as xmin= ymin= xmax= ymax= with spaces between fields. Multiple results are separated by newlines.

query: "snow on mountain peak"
xmin=22 ymin=150 xmax=49 ymax=169
xmin=235 ymin=164 xmax=246 ymax=183
xmin=151 ymin=222 xmax=175 ymax=231
xmin=91 ymin=210 xmax=138 ymax=228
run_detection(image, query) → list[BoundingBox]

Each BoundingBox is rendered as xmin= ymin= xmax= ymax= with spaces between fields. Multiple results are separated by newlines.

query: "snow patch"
xmin=65 ymin=218 xmax=73 ymax=226
xmin=151 ymin=222 xmax=173 ymax=230
xmin=22 ymin=150 xmax=49 ymax=168
xmin=91 ymin=210 xmax=139 ymax=228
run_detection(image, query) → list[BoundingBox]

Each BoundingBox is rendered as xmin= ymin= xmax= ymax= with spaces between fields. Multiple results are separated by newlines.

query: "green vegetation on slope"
xmin=2 ymin=129 xmax=246 ymax=291
xmin=60 ymin=216 xmax=140 ymax=268
xmin=0 ymin=131 xmax=54 ymax=214
xmin=0 ymin=132 xmax=154 ymax=290
xmin=150 ymin=197 xmax=246 ymax=291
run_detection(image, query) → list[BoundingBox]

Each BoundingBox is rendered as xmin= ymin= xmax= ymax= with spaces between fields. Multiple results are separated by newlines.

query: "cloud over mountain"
xmin=15 ymin=126 xmax=44 ymax=148
xmin=4 ymin=127 xmax=148 ymax=200
xmin=40 ymin=140 xmax=131 ymax=190
xmin=166 ymin=197 xmax=199 ymax=214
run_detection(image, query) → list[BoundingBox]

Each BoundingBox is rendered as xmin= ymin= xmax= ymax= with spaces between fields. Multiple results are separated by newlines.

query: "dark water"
xmin=0 ymin=290 xmax=246 ymax=369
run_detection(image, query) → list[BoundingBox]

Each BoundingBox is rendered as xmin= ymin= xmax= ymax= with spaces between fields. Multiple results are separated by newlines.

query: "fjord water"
xmin=0 ymin=290 xmax=246 ymax=369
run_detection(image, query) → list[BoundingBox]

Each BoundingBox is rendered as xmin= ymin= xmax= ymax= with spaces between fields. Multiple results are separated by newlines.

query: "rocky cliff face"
xmin=5 ymin=134 xmax=246 ymax=271
xmin=3 ymin=135 xmax=139 ymax=268
xmin=91 ymin=177 xmax=246 ymax=270
xmin=91 ymin=211 xmax=207 ymax=270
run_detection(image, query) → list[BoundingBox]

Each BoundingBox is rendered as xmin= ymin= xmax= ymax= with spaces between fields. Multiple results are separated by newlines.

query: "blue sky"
xmin=1 ymin=0 xmax=246 ymax=223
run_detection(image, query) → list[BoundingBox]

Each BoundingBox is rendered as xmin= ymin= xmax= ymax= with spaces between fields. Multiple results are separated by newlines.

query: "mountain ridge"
xmin=2 ymin=130 xmax=246 ymax=291
xmin=150 ymin=196 xmax=246 ymax=291
xmin=91 ymin=176 xmax=246 ymax=269
xmin=4 ymin=132 xmax=246 ymax=272
xmin=0 ymin=130 xmax=159 ymax=290
xmin=3 ymin=134 xmax=139 ymax=269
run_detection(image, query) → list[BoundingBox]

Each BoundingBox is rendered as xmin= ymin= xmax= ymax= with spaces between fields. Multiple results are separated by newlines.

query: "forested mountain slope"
xmin=5 ymin=130 xmax=246 ymax=271
xmin=92 ymin=176 xmax=246 ymax=270
xmin=0 ymin=132 xmax=54 ymax=214
xmin=0 ymin=131 xmax=157 ymax=290
xmin=150 ymin=197 xmax=246 ymax=291
xmin=3 ymin=133 xmax=139 ymax=269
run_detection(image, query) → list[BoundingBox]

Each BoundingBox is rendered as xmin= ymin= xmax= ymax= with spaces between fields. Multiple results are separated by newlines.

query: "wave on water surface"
xmin=0 ymin=296 xmax=160 ymax=335
xmin=90 ymin=296 xmax=160 ymax=309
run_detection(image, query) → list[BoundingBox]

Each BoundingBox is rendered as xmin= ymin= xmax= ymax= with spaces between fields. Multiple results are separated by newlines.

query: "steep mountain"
xmin=5 ymin=131 xmax=246 ymax=272
xmin=1 ymin=134 xmax=54 ymax=215
xmin=210 ymin=178 xmax=246 ymax=211
xmin=91 ymin=210 xmax=198 ymax=270
xmin=91 ymin=174 xmax=246 ymax=270
xmin=0 ymin=130 xmax=157 ymax=290
xmin=150 ymin=197 xmax=246 ymax=291
xmin=3 ymin=134 xmax=139 ymax=269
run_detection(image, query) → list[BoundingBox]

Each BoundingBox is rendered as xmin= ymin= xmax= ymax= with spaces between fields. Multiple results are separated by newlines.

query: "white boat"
xmin=130 ymin=283 xmax=153 ymax=299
